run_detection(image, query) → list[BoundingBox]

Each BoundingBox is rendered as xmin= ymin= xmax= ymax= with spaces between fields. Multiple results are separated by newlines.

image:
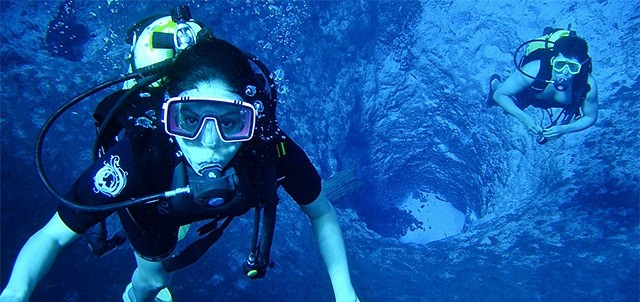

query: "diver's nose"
xmin=200 ymin=119 xmax=221 ymax=147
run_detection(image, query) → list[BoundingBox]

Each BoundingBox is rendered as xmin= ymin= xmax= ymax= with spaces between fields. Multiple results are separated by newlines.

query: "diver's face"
xmin=174 ymin=81 xmax=243 ymax=175
xmin=551 ymin=54 xmax=582 ymax=82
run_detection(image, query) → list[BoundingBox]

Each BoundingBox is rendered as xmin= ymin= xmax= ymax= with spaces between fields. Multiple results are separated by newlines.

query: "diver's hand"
xmin=520 ymin=116 xmax=543 ymax=135
xmin=542 ymin=125 xmax=567 ymax=140
xmin=0 ymin=289 xmax=27 ymax=302
xmin=336 ymin=295 xmax=360 ymax=302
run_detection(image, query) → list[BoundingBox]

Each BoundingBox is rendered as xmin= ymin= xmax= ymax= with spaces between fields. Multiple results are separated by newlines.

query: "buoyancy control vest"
xmin=91 ymin=84 xmax=281 ymax=276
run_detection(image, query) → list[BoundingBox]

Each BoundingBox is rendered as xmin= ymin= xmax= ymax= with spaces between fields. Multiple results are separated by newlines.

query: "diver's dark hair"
xmin=165 ymin=36 xmax=282 ymax=144
xmin=552 ymin=35 xmax=590 ymax=64
xmin=166 ymin=37 xmax=255 ymax=97
xmin=552 ymin=35 xmax=592 ymax=118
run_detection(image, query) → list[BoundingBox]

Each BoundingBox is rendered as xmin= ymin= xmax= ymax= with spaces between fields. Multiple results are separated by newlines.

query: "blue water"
xmin=1 ymin=0 xmax=639 ymax=301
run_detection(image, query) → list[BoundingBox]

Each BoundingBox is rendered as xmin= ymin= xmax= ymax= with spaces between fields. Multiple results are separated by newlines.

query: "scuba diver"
xmin=0 ymin=6 xmax=360 ymax=302
xmin=487 ymin=27 xmax=599 ymax=144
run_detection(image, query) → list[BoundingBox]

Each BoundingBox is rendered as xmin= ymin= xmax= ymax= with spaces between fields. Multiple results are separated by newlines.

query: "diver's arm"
xmin=0 ymin=213 xmax=80 ymax=302
xmin=300 ymin=193 xmax=359 ymax=302
xmin=493 ymin=63 xmax=544 ymax=134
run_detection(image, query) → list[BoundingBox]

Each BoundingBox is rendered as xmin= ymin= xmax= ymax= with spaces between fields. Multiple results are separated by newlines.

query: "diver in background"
xmin=488 ymin=32 xmax=598 ymax=144
xmin=0 ymin=9 xmax=359 ymax=302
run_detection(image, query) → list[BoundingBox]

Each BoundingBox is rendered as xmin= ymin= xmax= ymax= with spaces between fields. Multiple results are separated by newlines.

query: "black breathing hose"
xmin=35 ymin=59 xmax=184 ymax=212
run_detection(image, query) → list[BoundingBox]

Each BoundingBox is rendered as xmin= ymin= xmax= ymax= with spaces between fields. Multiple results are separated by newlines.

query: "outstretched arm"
xmin=493 ymin=62 xmax=544 ymax=135
xmin=300 ymin=193 xmax=359 ymax=302
xmin=0 ymin=212 xmax=80 ymax=302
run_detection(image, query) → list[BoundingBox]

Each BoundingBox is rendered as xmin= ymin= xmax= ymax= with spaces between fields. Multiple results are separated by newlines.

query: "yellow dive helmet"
xmin=123 ymin=6 xmax=204 ymax=89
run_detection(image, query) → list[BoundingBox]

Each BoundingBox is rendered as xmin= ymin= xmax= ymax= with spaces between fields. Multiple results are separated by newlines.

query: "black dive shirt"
xmin=57 ymin=132 xmax=321 ymax=235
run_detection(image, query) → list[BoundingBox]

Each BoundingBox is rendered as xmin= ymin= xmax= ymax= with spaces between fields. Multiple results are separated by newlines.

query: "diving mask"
xmin=551 ymin=57 xmax=585 ymax=75
xmin=162 ymin=97 xmax=257 ymax=142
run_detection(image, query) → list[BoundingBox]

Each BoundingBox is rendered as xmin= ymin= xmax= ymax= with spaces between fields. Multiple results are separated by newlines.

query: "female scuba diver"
xmin=488 ymin=33 xmax=598 ymax=144
xmin=0 ymin=23 xmax=360 ymax=302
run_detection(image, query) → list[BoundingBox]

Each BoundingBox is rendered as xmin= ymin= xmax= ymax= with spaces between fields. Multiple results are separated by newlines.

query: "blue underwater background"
xmin=1 ymin=0 xmax=639 ymax=301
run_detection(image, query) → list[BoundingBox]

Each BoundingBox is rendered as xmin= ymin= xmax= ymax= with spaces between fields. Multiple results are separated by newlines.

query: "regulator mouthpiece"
xmin=553 ymin=78 xmax=569 ymax=92
xmin=187 ymin=166 xmax=238 ymax=207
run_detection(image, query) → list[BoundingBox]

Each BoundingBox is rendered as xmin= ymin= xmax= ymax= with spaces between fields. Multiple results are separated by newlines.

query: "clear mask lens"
xmin=163 ymin=97 xmax=256 ymax=142
xmin=552 ymin=58 xmax=582 ymax=75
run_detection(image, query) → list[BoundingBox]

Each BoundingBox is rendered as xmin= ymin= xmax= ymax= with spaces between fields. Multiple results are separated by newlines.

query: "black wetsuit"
xmin=58 ymin=94 xmax=321 ymax=260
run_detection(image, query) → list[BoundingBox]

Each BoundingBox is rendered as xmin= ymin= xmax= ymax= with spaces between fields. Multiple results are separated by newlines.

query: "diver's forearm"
xmin=310 ymin=206 xmax=357 ymax=301
xmin=2 ymin=230 xmax=66 ymax=300
xmin=564 ymin=116 xmax=597 ymax=133
xmin=494 ymin=95 xmax=530 ymax=124
xmin=2 ymin=214 xmax=79 ymax=301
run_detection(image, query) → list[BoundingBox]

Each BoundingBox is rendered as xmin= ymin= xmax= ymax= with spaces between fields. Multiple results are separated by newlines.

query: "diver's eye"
xmin=178 ymin=112 xmax=201 ymax=131
xmin=184 ymin=117 xmax=199 ymax=126
xmin=219 ymin=119 xmax=238 ymax=129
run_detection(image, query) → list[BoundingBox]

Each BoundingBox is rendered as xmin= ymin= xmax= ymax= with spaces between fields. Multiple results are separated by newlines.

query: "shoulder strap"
xmin=531 ymin=56 xmax=552 ymax=92
xmin=243 ymin=203 xmax=277 ymax=279
xmin=161 ymin=216 xmax=235 ymax=273
xmin=93 ymin=88 xmax=167 ymax=159
xmin=520 ymin=49 xmax=552 ymax=93
xmin=93 ymin=90 xmax=128 ymax=159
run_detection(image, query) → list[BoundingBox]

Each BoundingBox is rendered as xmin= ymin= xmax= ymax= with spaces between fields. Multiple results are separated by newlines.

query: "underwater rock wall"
xmin=285 ymin=0 xmax=640 ymax=240
xmin=270 ymin=0 xmax=640 ymax=299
